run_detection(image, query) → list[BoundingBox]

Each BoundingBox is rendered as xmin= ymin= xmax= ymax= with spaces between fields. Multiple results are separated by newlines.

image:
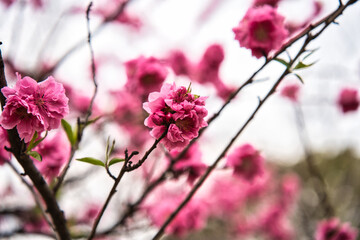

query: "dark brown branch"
xmin=0 ymin=48 xmax=71 ymax=240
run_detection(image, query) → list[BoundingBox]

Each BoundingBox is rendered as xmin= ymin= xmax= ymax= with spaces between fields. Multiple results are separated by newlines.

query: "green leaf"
xmin=28 ymin=151 xmax=42 ymax=162
xmin=85 ymin=116 xmax=102 ymax=127
xmin=108 ymin=158 xmax=125 ymax=167
xmin=302 ymin=48 xmax=319 ymax=61
xmin=293 ymin=73 xmax=305 ymax=84
xmin=61 ymin=119 xmax=75 ymax=146
xmin=274 ymin=58 xmax=290 ymax=68
xmin=294 ymin=61 xmax=316 ymax=70
xmin=26 ymin=131 xmax=39 ymax=152
xmin=76 ymin=157 xmax=105 ymax=167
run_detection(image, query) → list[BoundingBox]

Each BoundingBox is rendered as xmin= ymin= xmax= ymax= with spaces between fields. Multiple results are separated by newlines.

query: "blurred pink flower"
xmin=125 ymin=56 xmax=168 ymax=99
xmin=167 ymin=50 xmax=194 ymax=77
xmin=279 ymin=174 xmax=300 ymax=208
xmin=279 ymin=83 xmax=301 ymax=102
xmin=0 ymin=0 xmax=15 ymax=8
xmin=315 ymin=218 xmax=358 ymax=240
xmin=32 ymin=131 xmax=70 ymax=180
xmin=0 ymin=74 xmax=69 ymax=142
xmin=337 ymin=87 xmax=359 ymax=113
xmin=169 ymin=143 xmax=207 ymax=184
xmin=143 ymin=83 xmax=207 ymax=151
xmin=143 ymin=190 xmax=208 ymax=237
xmin=226 ymin=143 xmax=265 ymax=181
xmin=0 ymin=127 xmax=10 ymax=165
xmin=252 ymin=0 xmax=281 ymax=7
xmin=259 ymin=204 xmax=294 ymax=240
xmin=233 ymin=6 xmax=288 ymax=58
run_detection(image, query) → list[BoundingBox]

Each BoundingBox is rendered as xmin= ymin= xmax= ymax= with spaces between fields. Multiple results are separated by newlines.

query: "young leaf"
xmin=27 ymin=151 xmax=42 ymax=162
xmin=294 ymin=61 xmax=316 ymax=70
xmin=108 ymin=158 xmax=125 ymax=167
xmin=26 ymin=131 xmax=39 ymax=152
xmin=27 ymin=131 xmax=48 ymax=152
xmin=274 ymin=58 xmax=290 ymax=68
xmin=85 ymin=116 xmax=102 ymax=127
xmin=293 ymin=73 xmax=305 ymax=84
xmin=61 ymin=119 xmax=75 ymax=146
xmin=76 ymin=157 xmax=105 ymax=167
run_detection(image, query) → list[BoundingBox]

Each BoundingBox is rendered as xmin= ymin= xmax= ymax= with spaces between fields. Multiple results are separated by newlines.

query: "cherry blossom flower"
xmin=32 ymin=131 xmax=70 ymax=179
xmin=279 ymin=83 xmax=301 ymax=102
xmin=0 ymin=74 xmax=69 ymax=142
xmin=337 ymin=87 xmax=359 ymax=113
xmin=143 ymin=189 xmax=209 ymax=237
xmin=226 ymin=143 xmax=265 ymax=181
xmin=0 ymin=127 xmax=10 ymax=165
xmin=143 ymin=83 xmax=207 ymax=151
xmin=315 ymin=218 xmax=358 ymax=240
xmin=0 ymin=0 xmax=15 ymax=8
xmin=125 ymin=56 xmax=168 ymax=99
xmin=252 ymin=0 xmax=281 ymax=7
xmin=168 ymin=143 xmax=207 ymax=184
xmin=167 ymin=50 xmax=194 ymax=77
xmin=233 ymin=6 xmax=288 ymax=58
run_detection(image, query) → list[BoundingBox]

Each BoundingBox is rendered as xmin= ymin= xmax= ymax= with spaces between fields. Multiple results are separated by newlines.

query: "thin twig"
xmin=52 ymin=2 xmax=99 ymax=194
xmin=294 ymin=104 xmax=335 ymax=217
xmin=87 ymin=131 xmax=166 ymax=239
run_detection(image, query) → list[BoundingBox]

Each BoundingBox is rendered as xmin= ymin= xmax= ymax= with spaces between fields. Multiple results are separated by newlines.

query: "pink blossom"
xmin=337 ymin=87 xmax=359 ymax=113
xmin=233 ymin=6 xmax=288 ymax=58
xmin=143 ymin=190 xmax=208 ymax=237
xmin=226 ymin=143 xmax=265 ymax=181
xmin=259 ymin=204 xmax=294 ymax=240
xmin=143 ymin=83 xmax=207 ymax=151
xmin=0 ymin=127 xmax=10 ymax=165
xmin=0 ymin=0 xmax=16 ymax=8
xmin=167 ymin=50 xmax=194 ymax=77
xmin=0 ymin=74 xmax=69 ymax=142
xmin=168 ymin=143 xmax=207 ymax=184
xmin=315 ymin=218 xmax=358 ymax=240
xmin=78 ymin=203 xmax=100 ymax=224
xmin=63 ymin=83 xmax=101 ymax=117
xmin=252 ymin=0 xmax=281 ymax=7
xmin=125 ymin=56 xmax=168 ymax=99
xmin=195 ymin=44 xmax=234 ymax=100
xmin=279 ymin=174 xmax=300 ymax=208
xmin=279 ymin=83 xmax=301 ymax=102
xmin=32 ymin=131 xmax=70 ymax=180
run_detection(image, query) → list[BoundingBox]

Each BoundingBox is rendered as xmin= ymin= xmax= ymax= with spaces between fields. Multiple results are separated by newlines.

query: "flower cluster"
xmin=0 ymin=74 xmax=69 ymax=142
xmin=233 ymin=5 xmax=288 ymax=58
xmin=143 ymin=83 xmax=207 ymax=151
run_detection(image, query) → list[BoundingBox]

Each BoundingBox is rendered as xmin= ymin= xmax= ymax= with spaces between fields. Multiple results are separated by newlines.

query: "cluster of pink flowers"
xmin=0 ymin=74 xmax=69 ymax=142
xmin=143 ymin=83 xmax=208 ymax=151
xmin=226 ymin=143 xmax=265 ymax=181
xmin=233 ymin=5 xmax=288 ymax=58
xmin=315 ymin=218 xmax=358 ymax=240
xmin=32 ymin=131 xmax=70 ymax=180
xmin=337 ymin=87 xmax=359 ymax=114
